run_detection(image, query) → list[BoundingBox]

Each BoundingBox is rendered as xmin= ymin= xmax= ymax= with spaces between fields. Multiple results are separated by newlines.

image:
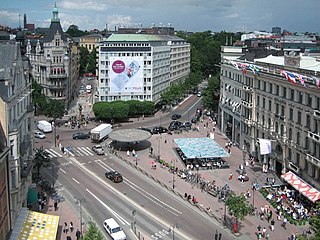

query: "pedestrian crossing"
xmin=45 ymin=146 xmax=95 ymax=158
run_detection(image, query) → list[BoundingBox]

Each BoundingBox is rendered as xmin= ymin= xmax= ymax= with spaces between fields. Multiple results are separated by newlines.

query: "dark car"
xmin=152 ymin=126 xmax=168 ymax=134
xmin=184 ymin=122 xmax=192 ymax=129
xmin=72 ymin=132 xmax=90 ymax=139
xmin=171 ymin=114 xmax=182 ymax=120
xmin=105 ymin=171 xmax=123 ymax=183
xmin=168 ymin=121 xmax=183 ymax=131
xmin=137 ymin=127 xmax=153 ymax=134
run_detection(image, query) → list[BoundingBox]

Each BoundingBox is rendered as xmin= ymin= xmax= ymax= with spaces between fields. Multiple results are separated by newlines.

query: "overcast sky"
xmin=1 ymin=0 xmax=319 ymax=33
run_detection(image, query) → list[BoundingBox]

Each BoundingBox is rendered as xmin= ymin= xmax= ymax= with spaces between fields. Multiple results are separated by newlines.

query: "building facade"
xmin=79 ymin=34 xmax=103 ymax=53
xmin=0 ymin=42 xmax=34 ymax=230
xmin=97 ymin=34 xmax=190 ymax=103
xmin=219 ymin=46 xmax=320 ymax=189
xmin=26 ymin=4 xmax=79 ymax=108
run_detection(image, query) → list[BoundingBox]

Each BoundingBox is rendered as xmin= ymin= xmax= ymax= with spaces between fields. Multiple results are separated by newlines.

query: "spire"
xmin=51 ymin=2 xmax=60 ymax=22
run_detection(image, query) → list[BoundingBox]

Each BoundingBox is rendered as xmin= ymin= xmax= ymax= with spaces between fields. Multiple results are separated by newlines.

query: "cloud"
xmin=0 ymin=10 xmax=20 ymax=22
xmin=61 ymin=0 xmax=109 ymax=11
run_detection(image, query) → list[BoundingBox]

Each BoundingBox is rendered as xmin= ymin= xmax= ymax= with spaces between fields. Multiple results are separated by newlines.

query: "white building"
xmin=0 ymin=42 xmax=34 ymax=228
xmin=97 ymin=34 xmax=190 ymax=102
xmin=219 ymin=47 xmax=320 ymax=189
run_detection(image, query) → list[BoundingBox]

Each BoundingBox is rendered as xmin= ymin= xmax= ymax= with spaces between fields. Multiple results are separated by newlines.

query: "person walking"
xmin=282 ymin=217 xmax=287 ymax=229
xmin=70 ymin=222 xmax=74 ymax=232
xmin=54 ymin=200 xmax=58 ymax=211
xmin=64 ymin=222 xmax=69 ymax=234
xmin=270 ymin=219 xmax=275 ymax=231
xmin=262 ymin=227 xmax=267 ymax=238
xmin=75 ymin=229 xmax=81 ymax=240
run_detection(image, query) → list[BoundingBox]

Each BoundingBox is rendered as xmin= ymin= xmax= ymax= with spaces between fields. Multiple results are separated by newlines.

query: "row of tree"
xmin=92 ymin=100 xmax=155 ymax=121
xmin=79 ymin=47 xmax=97 ymax=76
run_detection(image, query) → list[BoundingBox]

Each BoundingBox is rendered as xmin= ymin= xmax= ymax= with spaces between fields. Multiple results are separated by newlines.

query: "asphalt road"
xmin=36 ymin=95 xmax=233 ymax=240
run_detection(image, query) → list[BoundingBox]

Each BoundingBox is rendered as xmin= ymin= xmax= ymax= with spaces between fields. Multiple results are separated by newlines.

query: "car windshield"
xmin=111 ymin=227 xmax=121 ymax=233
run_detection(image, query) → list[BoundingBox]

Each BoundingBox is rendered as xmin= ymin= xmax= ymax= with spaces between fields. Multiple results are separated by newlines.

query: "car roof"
xmin=104 ymin=218 xmax=120 ymax=228
xmin=94 ymin=145 xmax=102 ymax=147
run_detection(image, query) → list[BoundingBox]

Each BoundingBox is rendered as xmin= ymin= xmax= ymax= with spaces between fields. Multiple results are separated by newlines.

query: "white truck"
xmin=91 ymin=123 xmax=112 ymax=142
xmin=37 ymin=120 xmax=53 ymax=133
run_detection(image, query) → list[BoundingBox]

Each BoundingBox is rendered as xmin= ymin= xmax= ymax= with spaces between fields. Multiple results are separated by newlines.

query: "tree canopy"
xmin=66 ymin=25 xmax=90 ymax=37
xmin=82 ymin=222 xmax=104 ymax=240
xmin=33 ymin=148 xmax=51 ymax=176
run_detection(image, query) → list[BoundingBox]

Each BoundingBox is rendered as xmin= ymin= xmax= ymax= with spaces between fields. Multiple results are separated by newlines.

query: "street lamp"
xmin=242 ymin=145 xmax=247 ymax=174
xmin=135 ymin=154 xmax=138 ymax=166
xmin=170 ymin=223 xmax=178 ymax=240
xmin=251 ymin=179 xmax=257 ymax=210
xmin=172 ymin=159 xmax=176 ymax=189
xmin=74 ymin=197 xmax=85 ymax=237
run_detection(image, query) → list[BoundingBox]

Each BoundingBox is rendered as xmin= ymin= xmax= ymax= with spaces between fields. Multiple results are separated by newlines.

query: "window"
xmin=297 ymin=111 xmax=302 ymax=125
xmin=306 ymin=115 xmax=310 ymax=129
xmin=305 ymin=137 xmax=309 ymax=150
xmin=268 ymin=100 xmax=272 ymax=111
xmin=291 ymin=89 xmax=295 ymax=101
xmin=262 ymin=98 xmax=265 ymax=108
xmin=263 ymin=82 xmax=266 ymax=91
xmin=276 ymin=103 xmax=279 ymax=115
xmin=269 ymin=83 xmax=273 ymax=93
xmin=299 ymin=92 xmax=303 ymax=104
xmin=288 ymin=148 xmax=292 ymax=160
xmin=282 ymin=87 xmax=287 ymax=98
xmin=297 ymin=132 xmax=300 ymax=145
xmin=257 ymin=96 xmax=260 ymax=106
xmin=289 ymin=108 xmax=293 ymax=121
xmin=276 ymin=85 xmax=279 ymax=95
xmin=296 ymin=153 xmax=300 ymax=165
xmin=281 ymin=106 xmax=285 ymax=116
xmin=288 ymin=128 xmax=292 ymax=140
xmin=307 ymin=94 xmax=312 ymax=107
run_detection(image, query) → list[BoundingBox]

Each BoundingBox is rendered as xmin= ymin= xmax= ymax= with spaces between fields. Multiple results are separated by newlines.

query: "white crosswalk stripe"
xmin=80 ymin=147 xmax=94 ymax=156
xmin=77 ymin=147 xmax=90 ymax=156
xmin=45 ymin=149 xmax=57 ymax=158
xmin=49 ymin=149 xmax=62 ymax=157
xmin=65 ymin=148 xmax=75 ymax=157
xmin=72 ymin=148 xmax=84 ymax=156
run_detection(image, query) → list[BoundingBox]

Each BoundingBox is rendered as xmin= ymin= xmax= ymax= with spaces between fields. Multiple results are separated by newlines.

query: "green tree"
xmin=66 ymin=25 xmax=90 ymax=37
xmin=42 ymin=99 xmax=65 ymax=120
xmin=33 ymin=148 xmax=51 ymax=177
xmin=202 ymin=75 xmax=220 ymax=110
xmin=86 ymin=47 xmax=97 ymax=74
xmin=225 ymin=194 xmax=250 ymax=233
xmin=82 ymin=222 xmax=104 ymax=240
xmin=79 ymin=46 xmax=89 ymax=75
xmin=31 ymin=80 xmax=46 ymax=115
xmin=309 ymin=202 xmax=320 ymax=239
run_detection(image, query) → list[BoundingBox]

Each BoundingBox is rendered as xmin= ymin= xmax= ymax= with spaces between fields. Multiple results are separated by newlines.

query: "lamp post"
xmin=74 ymin=197 xmax=85 ymax=237
xmin=53 ymin=119 xmax=57 ymax=147
xmin=251 ymin=179 xmax=257 ymax=209
xmin=242 ymin=145 xmax=247 ymax=174
xmin=135 ymin=154 xmax=138 ymax=166
xmin=172 ymin=159 xmax=176 ymax=189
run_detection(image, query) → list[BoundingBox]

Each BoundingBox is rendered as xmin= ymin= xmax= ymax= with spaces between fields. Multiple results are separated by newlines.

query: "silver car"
xmin=92 ymin=145 xmax=105 ymax=155
xmin=35 ymin=131 xmax=46 ymax=139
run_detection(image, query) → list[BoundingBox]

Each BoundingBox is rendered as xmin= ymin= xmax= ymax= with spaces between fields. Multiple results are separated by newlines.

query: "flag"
xmin=286 ymin=72 xmax=297 ymax=84
xmin=259 ymin=139 xmax=272 ymax=155
xmin=231 ymin=61 xmax=240 ymax=70
xmin=297 ymin=74 xmax=306 ymax=87
xmin=313 ymin=77 xmax=320 ymax=88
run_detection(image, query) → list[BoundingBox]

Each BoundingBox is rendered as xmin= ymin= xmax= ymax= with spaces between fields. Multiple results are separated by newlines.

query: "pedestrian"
xmin=270 ymin=219 xmax=275 ymax=231
xmin=266 ymin=177 xmax=270 ymax=184
xmin=262 ymin=227 xmax=267 ymax=237
xmin=229 ymin=173 xmax=233 ymax=180
xmin=76 ymin=229 xmax=81 ymax=240
xmin=70 ymin=222 xmax=74 ymax=232
xmin=127 ymin=150 xmax=130 ymax=158
xmin=66 ymin=236 xmax=72 ymax=240
xmin=272 ymin=178 xmax=276 ymax=186
xmin=257 ymin=224 xmax=261 ymax=233
xmin=54 ymin=200 xmax=58 ymax=211
xmin=282 ymin=217 xmax=287 ymax=229
xmin=265 ymin=232 xmax=270 ymax=240
xmin=267 ymin=211 xmax=271 ymax=222
xmin=132 ymin=149 xmax=135 ymax=157
xmin=64 ymin=222 xmax=68 ymax=233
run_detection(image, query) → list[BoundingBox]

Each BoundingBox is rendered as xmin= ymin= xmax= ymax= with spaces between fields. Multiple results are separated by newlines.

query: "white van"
xmin=37 ymin=120 xmax=53 ymax=133
xmin=103 ymin=218 xmax=126 ymax=240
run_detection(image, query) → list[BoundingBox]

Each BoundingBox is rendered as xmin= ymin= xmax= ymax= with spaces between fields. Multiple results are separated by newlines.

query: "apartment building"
xmin=219 ymin=47 xmax=320 ymax=189
xmin=0 ymin=42 xmax=34 ymax=229
xmin=26 ymin=3 xmax=79 ymax=108
xmin=97 ymin=34 xmax=190 ymax=103
xmin=79 ymin=34 xmax=103 ymax=53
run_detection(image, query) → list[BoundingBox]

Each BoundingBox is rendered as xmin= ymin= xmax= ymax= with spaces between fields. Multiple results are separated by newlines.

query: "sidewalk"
xmin=111 ymin=113 xmax=306 ymax=239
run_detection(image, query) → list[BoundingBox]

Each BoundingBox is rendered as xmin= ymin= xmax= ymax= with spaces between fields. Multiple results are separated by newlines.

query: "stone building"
xmin=26 ymin=3 xmax=79 ymax=108
xmin=0 ymin=42 xmax=34 ymax=230
xmin=219 ymin=46 xmax=320 ymax=189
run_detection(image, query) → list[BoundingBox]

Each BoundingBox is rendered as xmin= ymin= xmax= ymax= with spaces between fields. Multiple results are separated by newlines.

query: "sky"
xmin=1 ymin=0 xmax=319 ymax=33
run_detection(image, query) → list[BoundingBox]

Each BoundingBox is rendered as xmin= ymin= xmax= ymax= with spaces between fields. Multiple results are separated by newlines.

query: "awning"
xmin=27 ymin=187 xmax=38 ymax=205
xmin=281 ymin=171 xmax=320 ymax=203
xmin=10 ymin=208 xmax=60 ymax=240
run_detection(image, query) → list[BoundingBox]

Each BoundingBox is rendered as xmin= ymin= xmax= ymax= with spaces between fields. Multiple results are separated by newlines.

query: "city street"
xmin=35 ymin=94 xmax=307 ymax=240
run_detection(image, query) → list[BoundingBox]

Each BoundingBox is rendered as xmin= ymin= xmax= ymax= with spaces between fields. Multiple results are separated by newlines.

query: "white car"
xmin=103 ymin=218 xmax=126 ymax=240
xmin=35 ymin=131 xmax=46 ymax=139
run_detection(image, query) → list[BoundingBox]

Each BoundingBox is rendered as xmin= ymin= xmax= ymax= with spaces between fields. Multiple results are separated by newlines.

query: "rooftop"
xmin=106 ymin=34 xmax=162 ymax=42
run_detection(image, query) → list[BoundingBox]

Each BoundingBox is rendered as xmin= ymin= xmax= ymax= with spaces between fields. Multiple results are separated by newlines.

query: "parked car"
xmin=105 ymin=171 xmax=123 ymax=183
xmin=92 ymin=145 xmax=105 ymax=155
xmin=137 ymin=127 xmax=153 ymax=134
xmin=103 ymin=218 xmax=126 ymax=240
xmin=191 ymin=117 xmax=198 ymax=123
xmin=152 ymin=126 xmax=168 ymax=134
xmin=197 ymin=91 xmax=202 ymax=97
xmin=184 ymin=122 xmax=192 ymax=129
xmin=171 ymin=114 xmax=182 ymax=120
xmin=34 ymin=131 xmax=46 ymax=139
xmin=168 ymin=121 xmax=183 ymax=131
xmin=72 ymin=132 xmax=90 ymax=139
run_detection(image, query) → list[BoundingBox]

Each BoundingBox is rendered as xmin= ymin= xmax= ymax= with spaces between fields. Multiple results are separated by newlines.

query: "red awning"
xmin=281 ymin=171 xmax=320 ymax=203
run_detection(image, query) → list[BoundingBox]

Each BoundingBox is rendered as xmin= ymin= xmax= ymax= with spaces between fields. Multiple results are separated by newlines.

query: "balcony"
xmin=308 ymin=131 xmax=320 ymax=143
xmin=314 ymin=110 xmax=320 ymax=120
xmin=242 ymin=86 xmax=253 ymax=92
xmin=44 ymin=83 xmax=66 ymax=90
xmin=49 ymin=73 xmax=67 ymax=78
xmin=21 ymin=160 xmax=33 ymax=178
xmin=241 ymin=100 xmax=253 ymax=108
xmin=244 ymin=118 xmax=253 ymax=126
xmin=306 ymin=154 xmax=320 ymax=167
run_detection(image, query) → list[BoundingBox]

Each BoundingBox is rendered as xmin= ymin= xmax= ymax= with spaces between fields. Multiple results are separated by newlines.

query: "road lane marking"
xmin=45 ymin=149 xmax=56 ymax=158
xmin=95 ymin=160 xmax=181 ymax=216
xmin=49 ymin=149 xmax=62 ymax=157
xmin=86 ymin=188 xmax=130 ymax=226
xmin=82 ymin=147 xmax=94 ymax=156
xmin=60 ymin=169 xmax=66 ymax=173
xmin=66 ymin=148 xmax=75 ymax=157
xmin=78 ymin=147 xmax=90 ymax=156
xmin=72 ymin=178 xmax=80 ymax=184
xmin=72 ymin=148 xmax=83 ymax=156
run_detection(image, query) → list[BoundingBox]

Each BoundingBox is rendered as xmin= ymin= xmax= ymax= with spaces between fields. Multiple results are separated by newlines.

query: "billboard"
xmin=109 ymin=57 xmax=144 ymax=93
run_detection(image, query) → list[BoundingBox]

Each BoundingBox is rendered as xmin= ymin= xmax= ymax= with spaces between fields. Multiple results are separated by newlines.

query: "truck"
xmin=37 ymin=120 xmax=52 ymax=133
xmin=91 ymin=124 xmax=112 ymax=142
